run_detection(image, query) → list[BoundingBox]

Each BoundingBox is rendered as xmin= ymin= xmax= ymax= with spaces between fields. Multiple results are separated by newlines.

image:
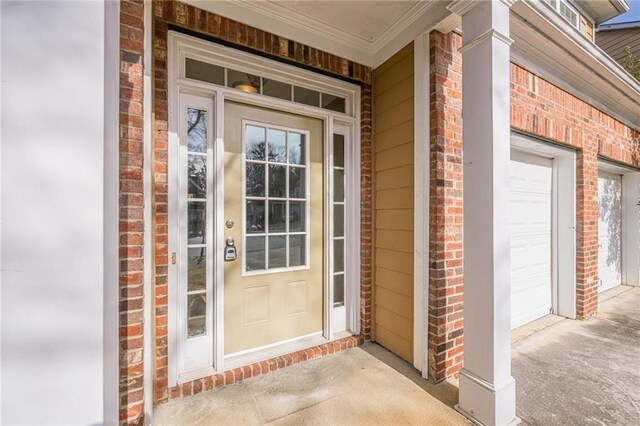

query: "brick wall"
xmin=150 ymin=0 xmax=373 ymax=406
xmin=428 ymin=31 xmax=464 ymax=382
xmin=119 ymin=0 xmax=146 ymax=424
xmin=510 ymin=62 xmax=640 ymax=319
xmin=428 ymin=31 xmax=640 ymax=382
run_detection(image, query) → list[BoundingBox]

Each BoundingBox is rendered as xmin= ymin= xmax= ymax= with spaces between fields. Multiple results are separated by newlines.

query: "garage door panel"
xmin=510 ymin=152 xmax=553 ymax=329
xmin=598 ymin=171 xmax=622 ymax=292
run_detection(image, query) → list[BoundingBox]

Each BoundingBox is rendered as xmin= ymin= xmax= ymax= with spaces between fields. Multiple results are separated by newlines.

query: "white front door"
xmin=510 ymin=151 xmax=553 ymax=329
xmin=598 ymin=171 xmax=622 ymax=292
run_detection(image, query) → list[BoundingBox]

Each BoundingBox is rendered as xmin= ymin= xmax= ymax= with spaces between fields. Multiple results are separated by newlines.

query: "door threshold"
xmin=224 ymin=332 xmax=327 ymax=370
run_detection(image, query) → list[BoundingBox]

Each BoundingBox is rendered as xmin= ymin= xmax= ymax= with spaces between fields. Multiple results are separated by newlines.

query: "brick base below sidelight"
xmin=161 ymin=335 xmax=365 ymax=403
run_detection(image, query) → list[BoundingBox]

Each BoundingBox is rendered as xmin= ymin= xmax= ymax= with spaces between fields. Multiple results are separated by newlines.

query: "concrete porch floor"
xmin=154 ymin=343 xmax=468 ymax=425
xmin=154 ymin=286 xmax=639 ymax=426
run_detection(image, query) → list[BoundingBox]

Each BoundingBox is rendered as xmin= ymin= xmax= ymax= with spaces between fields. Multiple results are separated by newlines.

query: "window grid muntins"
xmin=186 ymin=107 xmax=209 ymax=339
xmin=245 ymin=123 xmax=309 ymax=273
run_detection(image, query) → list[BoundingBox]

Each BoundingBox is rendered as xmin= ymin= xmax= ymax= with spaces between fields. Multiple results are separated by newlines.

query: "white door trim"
xmin=511 ymin=132 xmax=577 ymax=321
xmin=413 ymin=31 xmax=430 ymax=376
xmin=167 ymin=31 xmax=361 ymax=386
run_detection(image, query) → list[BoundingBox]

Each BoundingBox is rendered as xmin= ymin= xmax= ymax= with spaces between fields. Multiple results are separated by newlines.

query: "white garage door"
xmin=510 ymin=152 xmax=553 ymax=329
xmin=598 ymin=171 xmax=622 ymax=292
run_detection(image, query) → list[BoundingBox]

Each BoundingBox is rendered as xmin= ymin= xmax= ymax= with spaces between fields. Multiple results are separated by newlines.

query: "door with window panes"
xmin=223 ymin=101 xmax=324 ymax=354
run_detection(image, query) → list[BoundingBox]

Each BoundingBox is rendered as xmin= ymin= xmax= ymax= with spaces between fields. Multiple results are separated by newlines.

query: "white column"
xmin=449 ymin=0 xmax=519 ymax=425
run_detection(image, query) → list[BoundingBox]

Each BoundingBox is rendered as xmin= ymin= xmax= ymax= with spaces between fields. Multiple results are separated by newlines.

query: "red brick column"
xmin=576 ymin=144 xmax=599 ymax=319
xmin=153 ymin=2 xmax=170 ymax=404
xmin=119 ymin=0 xmax=146 ymax=424
xmin=427 ymin=31 xmax=464 ymax=382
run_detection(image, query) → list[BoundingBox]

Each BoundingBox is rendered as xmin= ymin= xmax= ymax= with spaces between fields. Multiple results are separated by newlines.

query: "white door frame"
xmin=167 ymin=31 xmax=361 ymax=385
xmin=511 ymin=132 xmax=577 ymax=320
xmin=598 ymin=159 xmax=640 ymax=288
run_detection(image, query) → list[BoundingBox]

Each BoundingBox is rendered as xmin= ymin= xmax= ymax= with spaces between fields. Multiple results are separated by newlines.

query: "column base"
xmin=456 ymin=369 xmax=521 ymax=426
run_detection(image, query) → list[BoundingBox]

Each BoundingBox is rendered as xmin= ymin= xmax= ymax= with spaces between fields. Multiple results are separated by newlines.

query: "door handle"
xmin=171 ymin=252 xmax=177 ymax=265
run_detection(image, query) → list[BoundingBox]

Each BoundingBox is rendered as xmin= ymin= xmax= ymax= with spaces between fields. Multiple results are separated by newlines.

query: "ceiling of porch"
xmin=183 ymin=0 xmax=452 ymax=68
xmin=264 ymin=1 xmax=421 ymax=43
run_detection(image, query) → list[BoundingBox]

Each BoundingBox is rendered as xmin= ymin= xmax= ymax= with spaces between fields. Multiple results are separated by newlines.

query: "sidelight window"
xmin=332 ymin=133 xmax=346 ymax=307
xmin=186 ymin=107 xmax=209 ymax=338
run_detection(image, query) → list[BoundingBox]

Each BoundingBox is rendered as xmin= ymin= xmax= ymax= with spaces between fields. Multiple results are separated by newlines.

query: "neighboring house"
xmin=2 ymin=0 xmax=640 ymax=425
xmin=596 ymin=20 xmax=640 ymax=63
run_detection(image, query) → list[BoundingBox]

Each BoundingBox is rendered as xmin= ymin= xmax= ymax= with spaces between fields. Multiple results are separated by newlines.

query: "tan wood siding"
xmin=596 ymin=28 xmax=640 ymax=63
xmin=373 ymin=42 xmax=414 ymax=363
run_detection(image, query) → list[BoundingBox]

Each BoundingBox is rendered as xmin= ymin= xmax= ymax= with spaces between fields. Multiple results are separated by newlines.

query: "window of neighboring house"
xmin=543 ymin=0 xmax=594 ymax=40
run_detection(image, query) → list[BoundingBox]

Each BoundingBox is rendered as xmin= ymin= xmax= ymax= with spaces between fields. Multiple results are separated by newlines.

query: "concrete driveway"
xmin=513 ymin=285 xmax=640 ymax=425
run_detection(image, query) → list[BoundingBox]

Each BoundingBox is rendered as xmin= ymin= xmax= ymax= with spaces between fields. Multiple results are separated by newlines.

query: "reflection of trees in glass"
xmin=269 ymin=142 xmax=286 ymax=162
xmin=289 ymin=167 xmax=304 ymax=198
xmin=246 ymin=140 xmax=287 ymax=163
xmin=599 ymin=179 xmax=622 ymax=268
xmin=188 ymin=203 xmax=206 ymax=240
xmin=187 ymin=108 xmax=207 ymax=198
xmin=269 ymin=165 xmax=286 ymax=197
xmin=188 ymin=156 xmax=206 ymax=199
xmin=188 ymin=251 xmax=206 ymax=291
xmin=247 ymin=201 xmax=265 ymax=232
xmin=289 ymin=133 xmax=305 ymax=165
xmin=246 ymin=163 xmax=265 ymax=197
xmin=187 ymin=108 xmax=207 ymax=152
xmin=189 ymin=295 xmax=206 ymax=316
xmin=187 ymin=294 xmax=206 ymax=337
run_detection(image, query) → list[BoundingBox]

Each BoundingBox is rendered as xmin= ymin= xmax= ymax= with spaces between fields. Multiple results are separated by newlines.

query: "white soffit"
xmin=511 ymin=0 xmax=640 ymax=130
xmin=181 ymin=0 xmax=450 ymax=68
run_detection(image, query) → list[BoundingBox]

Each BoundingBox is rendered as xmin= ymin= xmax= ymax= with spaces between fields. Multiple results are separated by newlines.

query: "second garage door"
xmin=510 ymin=151 xmax=553 ymax=329
xmin=598 ymin=171 xmax=622 ymax=292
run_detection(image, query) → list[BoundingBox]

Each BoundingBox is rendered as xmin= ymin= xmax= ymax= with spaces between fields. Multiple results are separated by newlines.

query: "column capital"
xmin=447 ymin=0 xmax=517 ymax=17
xmin=459 ymin=28 xmax=513 ymax=54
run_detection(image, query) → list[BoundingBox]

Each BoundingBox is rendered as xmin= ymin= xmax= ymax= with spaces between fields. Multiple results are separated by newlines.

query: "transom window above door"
xmin=243 ymin=122 xmax=310 ymax=273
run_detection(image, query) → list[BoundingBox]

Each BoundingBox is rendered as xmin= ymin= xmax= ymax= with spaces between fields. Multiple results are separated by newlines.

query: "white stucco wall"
xmin=1 ymin=1 xmax=119 ymax=424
